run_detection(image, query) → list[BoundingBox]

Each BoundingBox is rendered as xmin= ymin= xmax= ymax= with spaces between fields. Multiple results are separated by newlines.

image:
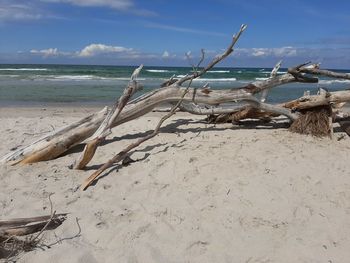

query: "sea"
xmin=0 ymin=64 xmax=349 ymax=106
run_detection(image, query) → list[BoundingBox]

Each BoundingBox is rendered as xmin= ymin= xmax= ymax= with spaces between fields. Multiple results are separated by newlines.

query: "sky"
xmin=0 ymin=0 xmax=350 ymax=68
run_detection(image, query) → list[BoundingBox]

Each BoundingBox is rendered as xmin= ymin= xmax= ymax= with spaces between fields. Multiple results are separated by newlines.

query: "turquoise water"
xmin=0 ymin=64 xmax=349 ymax=106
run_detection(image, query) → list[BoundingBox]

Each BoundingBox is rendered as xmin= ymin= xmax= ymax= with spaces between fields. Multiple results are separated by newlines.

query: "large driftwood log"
xmin=0 ymin=108 xmax=108 ymax=165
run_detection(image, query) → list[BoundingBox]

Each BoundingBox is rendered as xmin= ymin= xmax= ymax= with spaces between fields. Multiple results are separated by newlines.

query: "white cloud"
xmin=236 ymin=47 xmax=298 ymax=58
xmin=77 ymin=43 xmax=132 ymax=57
xmin=273 ymin=47 xmax=297 ymax=57
xmin=30 ymin=48 xmax=60 ymax=57
xmin=41 ymin=0 xmax=156 ymax=16
xmin=0 ymin=3 xmax=43 ymax=21
xmin=252 ymin=49 xmax=266 ymax=57
xmin=162 ymin=51 xmax=169 ymax=58
xmin=42 ymin=0 xmax=133 ymax=10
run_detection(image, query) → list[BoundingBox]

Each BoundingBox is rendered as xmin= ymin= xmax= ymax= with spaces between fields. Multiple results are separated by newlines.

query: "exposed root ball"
xmin=289 ymin=106 xmax=332 ymax=137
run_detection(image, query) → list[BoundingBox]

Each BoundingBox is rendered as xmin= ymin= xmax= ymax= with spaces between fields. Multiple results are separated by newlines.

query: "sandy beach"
xmin=1 ymin=105 xmax=350 ymax=263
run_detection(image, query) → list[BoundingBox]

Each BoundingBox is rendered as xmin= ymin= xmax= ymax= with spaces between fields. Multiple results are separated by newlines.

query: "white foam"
xmin=146 ymin=69 xmax=173 ymax=73
xmin=0 ymin=74 xmax=20 ymax=77
xmin=42 ymin=75 xmax=123 ymax=81
xmin=175 ymin=75 xmax=237 ymax=82
xmin=0 ymin=68 xmax=48 ymax=71
xmin=260 ymin=70 xmax=287 ymax=75
xmin=52 ymin=75 xmax=99 ymax=80
xmin=319 ymin=79 xmax=350 ymax=85
xmin=255 ymin=77 xmax=269 ymax=81
xmin=193 ymin=78 xmax=237 ymax=82
xmin=207 ymin=70 xmax=230 ymax=73
xmin=47 ymin=75 xmax=147 ymax=81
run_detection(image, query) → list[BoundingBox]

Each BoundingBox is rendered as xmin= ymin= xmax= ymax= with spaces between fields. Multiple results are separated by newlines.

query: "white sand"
xmin=1 ymin=106 xmax=350 ymax=263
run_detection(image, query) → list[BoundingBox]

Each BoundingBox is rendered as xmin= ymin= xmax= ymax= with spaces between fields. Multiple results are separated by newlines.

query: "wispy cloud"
xmin=41 ymin=0 xmax=157 ymax=16
xmin=30 ymin=48 xmax=61 ymax=57
xmin=144 ymin=22 xmax=227 ymax=37
xmin=0 ymin=2 xmax=43 ymax=21
xmin=234 ymin=47 xmax=298 ymax=58
xmin=41 ymin=0 xmax=133 ymax=10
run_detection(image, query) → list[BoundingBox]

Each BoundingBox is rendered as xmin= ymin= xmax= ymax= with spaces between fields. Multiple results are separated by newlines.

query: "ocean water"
xmin=0 ymin=64 xmax=349 ymax=106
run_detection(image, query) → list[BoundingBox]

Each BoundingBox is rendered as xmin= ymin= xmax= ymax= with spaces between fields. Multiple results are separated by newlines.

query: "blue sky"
xmin=0 ymin=0 xmax=350 ymax=68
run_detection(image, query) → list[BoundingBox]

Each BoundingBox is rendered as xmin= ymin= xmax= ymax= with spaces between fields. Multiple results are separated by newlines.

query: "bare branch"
xmin=181 ymin=96 xmax=298 ymax=121
xmin=73 ymin=65 xmax=144 ymax=169
xmin=30 ymin=193 xmax=56 ymax=243
xmin=287 ymin=62 xmax=319 ymax=83
xmin=196 ymin=49 xmax=206 ymax=68
xmin=299 ymin=68 xmax=350 ymax=80
xmin=261 ymin=60 xmax=282 ymax=102
xmin=176 ymin=24 xmax=247 ymax=85
xmin=81 ymin=89 xmax=190 ymax=191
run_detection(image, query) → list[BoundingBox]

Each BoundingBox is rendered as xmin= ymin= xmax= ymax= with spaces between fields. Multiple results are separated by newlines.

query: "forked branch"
xmin=81 ymin=89 xmax=190 ymax=190
xmin=73 ymin=65 xmax=143 ymax=169
xmin=176 ymin=24 xmax=247 ymax=85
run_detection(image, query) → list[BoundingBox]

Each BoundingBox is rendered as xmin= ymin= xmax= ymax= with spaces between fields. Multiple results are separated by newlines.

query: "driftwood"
xmin=213 ymin=89 xmax=350 ymax=123
xmin=0 ymin=214 xmax=66 ymax=237
xmin=74 ymin=65 xmax=143 ymax=169
xmin=0 ymin=195 xmax=67 ymax=260
xmin=81 ymin=88 xmax=189 ymax=190
xmin=1 ymin=24 xmax=350 ymax=169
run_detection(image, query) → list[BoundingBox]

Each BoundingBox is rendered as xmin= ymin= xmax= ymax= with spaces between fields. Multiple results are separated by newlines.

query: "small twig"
xmin=45 ymin=217 xmax=81 ymax=247
xmin=196 ymin=49 xmax=206 ymax=68
xmin=30 ymin=194 xmax=55 ymax=243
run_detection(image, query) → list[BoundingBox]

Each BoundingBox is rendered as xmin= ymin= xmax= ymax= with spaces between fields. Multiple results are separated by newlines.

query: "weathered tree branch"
xmin=176 ymin=24 xmax=247 ymax=85
xmin=81 ymin=89 xmax=190 ymax=190
xmin=299 ymin=67 xmax=350 ymax=80
xmin=73 ymin=65 xmax=143 ymax=169
xmin=260 ymin=60 xmax=282 ymax=103
xmin=282 ymin=90 xmax=350 ymax=110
